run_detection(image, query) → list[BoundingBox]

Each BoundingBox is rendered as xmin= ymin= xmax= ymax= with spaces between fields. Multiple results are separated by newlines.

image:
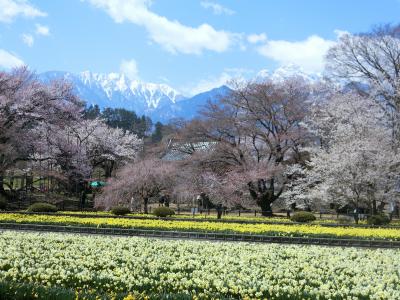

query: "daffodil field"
xmin=56 ymin=211 xmax=400 ymax=226
xmin=57 ymin=211 xmax=299 ymax=224
xmin=0 ymin=213 xmax=399 ymax=240
xmin=1 ymin=212 xmax=400 ymax=299
xmin=0 ymin=231 xmax=399 ymax=300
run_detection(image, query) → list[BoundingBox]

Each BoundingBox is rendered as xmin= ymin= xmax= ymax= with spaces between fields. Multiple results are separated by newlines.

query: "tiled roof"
xmin=162 ymin=141 xmax=216 ymax=161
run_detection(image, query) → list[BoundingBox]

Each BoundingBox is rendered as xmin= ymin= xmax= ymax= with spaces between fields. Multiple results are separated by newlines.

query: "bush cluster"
xmin=153 ymin=207 xmax=175 ymax=218
xmin=367 ymin=214 xmax=390 ymax=226
xmin=290 ymin=211 xmax=316 ymax=223
xmin=26 ymin=202 xmax=58 ymax=213
xmin=111 ymin=206 xmax=131 ymax=216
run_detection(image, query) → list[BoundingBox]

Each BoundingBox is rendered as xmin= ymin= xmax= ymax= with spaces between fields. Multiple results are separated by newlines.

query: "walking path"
xmin=0 ymin=222 xmax=399 ymax=249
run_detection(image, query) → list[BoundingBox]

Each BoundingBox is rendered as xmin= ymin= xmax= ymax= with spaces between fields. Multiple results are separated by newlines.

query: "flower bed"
xmin=58 ymin=210 xmax=293 ymax=223
xmin=0 ymin=231 xmax=399 ymax=299
xmin=0 ymin=213 xmax=399 ymax=240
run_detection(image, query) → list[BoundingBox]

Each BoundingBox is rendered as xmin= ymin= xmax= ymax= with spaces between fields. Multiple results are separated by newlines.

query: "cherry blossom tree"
xmin=326 ymin=24 xmax=400 ymax=141
xmin=67 ymin=118 xmax=142 ymax=177
xmin=284 ymin=92 xmax=400 ymax=214
xmin=0 ymin=67 xmax=83 ymax=197
xmin=28 ymin=117 xmax=142 ymax=194
xmin=96 ymin=159 xmax=176 ymax=213
xmin=171 ymin=165 xmax=253 ymax=210
xmin=181 ymin=78 xmax=312 ymax=215
xmin=0 ymin=68 xmax=143 ymax=198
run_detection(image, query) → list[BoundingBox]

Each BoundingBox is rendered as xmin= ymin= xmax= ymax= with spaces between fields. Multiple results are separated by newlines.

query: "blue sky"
xmin=0 ymin=0 xmax=399 ymax=95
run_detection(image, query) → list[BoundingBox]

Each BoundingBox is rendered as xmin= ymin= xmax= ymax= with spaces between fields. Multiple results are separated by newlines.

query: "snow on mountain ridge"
xmin=256 ymin=64 xmax=323 ymax=83
xmin=77 ymin=71 xmax=182 ymax=108
xmin=39 ymin=64 xmax=324 ymax=123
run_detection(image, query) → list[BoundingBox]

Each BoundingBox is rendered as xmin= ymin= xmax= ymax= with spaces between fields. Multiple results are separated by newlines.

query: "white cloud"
xmin=200 ymin=1 xmax=235 ymax=15
xmin=247 ymin=33 xmax=267 ymax=44
xmin=334 ymin=29 xmax=350 ymax=38
xmin=182 ymin=68 xmax=250 ymax=96
xmin=87 ymin=0 xmax=233 ymax=54
xmin=35 ymin=23 xmax=50 ymax=36
xmin=185 ymin=72 xmax=232 ymax=96
xmin=0 ymin=49 xmax=24 ymax=69
xmin=0 ymin=0 xmax=46 ymax=23
xmin=257 ymin=35 xmax=336 ymax=73
xmin=120 ymin=59 xmax=139 ymax=80
xmin=21 ymin=33 xmax=34 ymax=47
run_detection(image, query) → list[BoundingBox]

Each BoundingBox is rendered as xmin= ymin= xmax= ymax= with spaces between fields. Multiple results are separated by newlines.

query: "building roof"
xmin=162 ymin=141 xmax=216 ymax=161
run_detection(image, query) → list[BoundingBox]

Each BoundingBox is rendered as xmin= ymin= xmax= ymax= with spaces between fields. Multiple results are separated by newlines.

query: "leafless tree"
xmin=326 ymin=24 xmax=400 ymax=140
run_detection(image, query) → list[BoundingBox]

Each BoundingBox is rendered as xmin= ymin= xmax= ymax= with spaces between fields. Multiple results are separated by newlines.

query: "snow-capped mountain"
xmin=38 ymin=65 xmax=322 ymax=123
xmin=256 ymin=64 xmax=323 ymax=83
xmin=39 ymin=71 xmax=186 ymax=121
xmin=78 ymin=71 xmax=183 ymax=108
xmin=39 ymin=71 xmax=231 ymax=123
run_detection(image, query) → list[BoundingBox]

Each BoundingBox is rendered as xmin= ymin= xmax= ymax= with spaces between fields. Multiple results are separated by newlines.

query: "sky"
xmin=0 ymin=0 xmax=399 ymax=96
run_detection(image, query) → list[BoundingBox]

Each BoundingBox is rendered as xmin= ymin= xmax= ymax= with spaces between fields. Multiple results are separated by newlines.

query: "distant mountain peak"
xmin=38 ymin=70 xmax=232 ymax=123
xmin=256 ymin=64 xmax=322 ymax=83
xmin=38 ymin=66 xmax=323 ymax=123
xmin=40 ymin=70 xmax=184 ymax=113
xmin=75 ymin=71 xmax=183 ymax=108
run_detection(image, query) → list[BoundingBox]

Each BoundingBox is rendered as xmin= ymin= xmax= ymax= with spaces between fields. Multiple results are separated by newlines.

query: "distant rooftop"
xmin=162 ymin=141 xmax=216 ymax=161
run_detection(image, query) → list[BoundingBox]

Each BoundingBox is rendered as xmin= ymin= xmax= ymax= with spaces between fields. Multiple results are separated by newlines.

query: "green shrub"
xmin=153 ymin=207 xmax=175 ymax=218
xmin=26 ymin=202 xmax=58 ymax=213
xmin=111 ymin=206 xmax=131 ymax=216
xmin=291 ymin=211 xmax=316 ymax=223
xmin=367 ymin=214 xmax=390 ymax=226
xmin=0 ymin=198 xmax=7 ymax=210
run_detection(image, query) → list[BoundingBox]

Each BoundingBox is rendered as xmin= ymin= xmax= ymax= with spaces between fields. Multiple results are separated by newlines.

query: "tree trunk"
xmin=104 ymin=161 xmax=115 ymax=178
xmin=0 ymin=175 xmax=10 ymax=199
xmin=9 ymin=176 xmax=14 ymax=191
xmin=257 ymin=195 xmax=273 ymax=217
xmin=143 ymin=197 xmax=149 ymax=214
xmin=216 ymin=204 xmax=223 ymax=219
xmin=372 ymin=199 xmax=377 ymax=215
xmin=354 ymin=205 xmax=359 ymax=224
xmin=248 ymin=178 xmax=282 ymax=217
xmin=0 ymin=175 xmax=5 ymax=195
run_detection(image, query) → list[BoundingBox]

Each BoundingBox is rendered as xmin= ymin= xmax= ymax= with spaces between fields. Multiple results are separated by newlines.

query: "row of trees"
xmin=84 ymin=105 xmax=152 ymax=139
xmin=98 ymin=24 xmax=400 ymax=216
xmin=2 ymin=24 xmax=398 ymax=215
xmin=0 ymin=68 xmax=142 ymax=200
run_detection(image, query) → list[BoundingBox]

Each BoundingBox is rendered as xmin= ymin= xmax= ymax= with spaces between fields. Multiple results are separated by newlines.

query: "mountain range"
xmin=39 ymin=64 xmax=321 ymax=123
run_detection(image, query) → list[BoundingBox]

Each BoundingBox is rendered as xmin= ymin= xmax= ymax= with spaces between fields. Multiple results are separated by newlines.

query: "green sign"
xmin=90 ymin=181 xmax=106 ymax=187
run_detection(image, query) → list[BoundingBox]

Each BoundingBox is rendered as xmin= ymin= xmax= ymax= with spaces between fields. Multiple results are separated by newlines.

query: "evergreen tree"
xmin=84 ymin=105 xmax=101 ymax=119
xmin=151 ymin=122 xmax=163 ymax=143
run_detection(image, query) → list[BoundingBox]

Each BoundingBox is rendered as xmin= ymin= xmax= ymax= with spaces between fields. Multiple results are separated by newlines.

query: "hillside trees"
xmin=151 ymin=122 xmax=164 ymax=143
xmin=100 ymin=107 xmax=153 ymax=138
